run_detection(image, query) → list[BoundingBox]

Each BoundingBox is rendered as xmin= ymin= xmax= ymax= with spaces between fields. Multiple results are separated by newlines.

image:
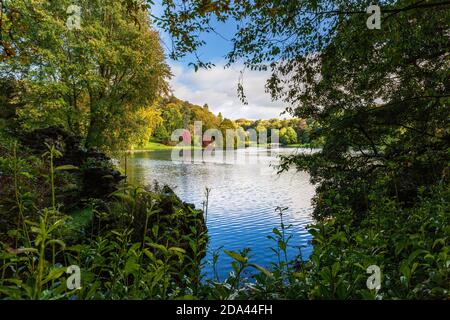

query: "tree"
xmin=280 ymin=127 xmax=298 ymax=145
xmin=190 ymin=103 xmax=220 ymax=131
xmin=153 ymin=97 xmax=224 ymax=145
xmin=155 ymin=0 xmax=450 ymax=221
xmin=1 ymin=0 xmax=170 ymax=151
xmin=219 ymin=118 xmax=237 ymax=148
xmin=158 ymin=101 xmax=184 ymax=136
xmin=235 ymin=118 xmax=253 ymax=131
xmin=128 ymin=106 xmax=163 ymax=147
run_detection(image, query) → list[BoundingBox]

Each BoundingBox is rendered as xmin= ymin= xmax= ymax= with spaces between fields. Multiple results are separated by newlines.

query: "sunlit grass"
xmin=131 ymin=141 xmax=203 ymax=151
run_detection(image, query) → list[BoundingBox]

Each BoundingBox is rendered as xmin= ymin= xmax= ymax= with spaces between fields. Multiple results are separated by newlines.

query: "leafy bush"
xmin=0 ymin=139 xmax=208 ymax=300
xmin=196 ymin=184 xmax=449 ymax=300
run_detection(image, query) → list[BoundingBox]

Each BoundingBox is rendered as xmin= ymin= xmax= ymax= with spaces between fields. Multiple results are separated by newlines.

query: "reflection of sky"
xmin=124 ymin=149 xmax=315 ymax=281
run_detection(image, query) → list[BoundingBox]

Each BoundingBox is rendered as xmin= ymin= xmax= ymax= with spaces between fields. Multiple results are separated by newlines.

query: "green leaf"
xmin=407 ymin=249 xmax=426 ymax=266
xmin=124 ymin=258 xmax=140 ymax=275
xmin=20 ymin=172 xmax=33 ymax=179
xmin=400 ymin=263 xmax=410 ymax=278
xmin=143 ymin=249 xmax=156 ymax=261
xmin=272 ymin=228 xmax=282 ymax=236
xmin=432 ymin=238 xmax=446 ymax=249
xmin=332 ymin=262 xmax=340 ymax=277
xmin=224 ymin=250 xmax=248 ymax=263
xmin=42 ymin=267 xmax=66 ymax=285
xmin=148 ymin=242 xmax=168 ymax=253
xmin=353 ymin=263 xmax=365 ymax=270
xmin=168 ymin=247 xmax=186 ymax=254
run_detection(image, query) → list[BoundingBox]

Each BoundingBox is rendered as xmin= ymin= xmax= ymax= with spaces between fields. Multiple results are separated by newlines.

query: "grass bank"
xmin=130 ymin=141 xmax=203 ymax=152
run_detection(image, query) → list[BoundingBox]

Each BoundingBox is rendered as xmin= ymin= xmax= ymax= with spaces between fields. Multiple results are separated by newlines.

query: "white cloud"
xmin=168 ymin=61 xmax=290 ymax=120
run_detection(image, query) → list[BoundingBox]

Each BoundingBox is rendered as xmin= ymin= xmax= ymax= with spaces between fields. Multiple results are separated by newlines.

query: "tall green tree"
xmin=280 ymin=127 xmax=298 ymax=145
xmin=220 ymin=118 xmax=238 ymax=148
xmin=1 ymin=0 xmax=170 ymax=151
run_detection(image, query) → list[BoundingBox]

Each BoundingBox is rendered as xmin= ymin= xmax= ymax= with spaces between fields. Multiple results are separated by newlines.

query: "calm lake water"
xmin=123 ymin=147 xmax=316 ymax=281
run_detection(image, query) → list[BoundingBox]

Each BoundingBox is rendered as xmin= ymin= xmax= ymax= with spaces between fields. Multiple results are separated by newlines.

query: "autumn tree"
xmin=0 ymin=0 xmax=170 ymax=151
xmin=280 ymin=127 xmax=298 ymax=145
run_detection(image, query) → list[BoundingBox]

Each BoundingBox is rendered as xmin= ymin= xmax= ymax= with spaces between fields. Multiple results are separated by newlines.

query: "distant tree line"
xmin=151 ymin=96 xmax=323 ymax=148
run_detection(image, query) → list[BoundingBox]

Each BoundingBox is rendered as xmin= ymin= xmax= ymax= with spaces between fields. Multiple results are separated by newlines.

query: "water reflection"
xmin=123 ymin=147 xmax=316 ymax=280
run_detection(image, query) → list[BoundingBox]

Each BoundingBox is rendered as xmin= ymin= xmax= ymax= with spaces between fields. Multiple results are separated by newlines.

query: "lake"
xmin=123 ymin=147 xmax=316 ymax=281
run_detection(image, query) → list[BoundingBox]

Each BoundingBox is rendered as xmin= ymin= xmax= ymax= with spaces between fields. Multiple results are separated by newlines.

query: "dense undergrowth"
xmin=0 ymin=132 xmax=207 ymax=299
xmin=205 ymin=185 xmax=449 ymax=300
xmin=0 ymin=129 xmax=448 ymax=300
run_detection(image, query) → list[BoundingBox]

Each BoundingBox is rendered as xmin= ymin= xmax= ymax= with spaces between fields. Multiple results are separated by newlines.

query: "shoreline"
xmin=128 ymin=142 xmax=320 ymax=152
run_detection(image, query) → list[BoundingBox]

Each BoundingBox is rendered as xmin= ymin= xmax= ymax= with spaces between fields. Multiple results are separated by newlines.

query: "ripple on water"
xmin=125 ymin=148 xmax=315 ymax=280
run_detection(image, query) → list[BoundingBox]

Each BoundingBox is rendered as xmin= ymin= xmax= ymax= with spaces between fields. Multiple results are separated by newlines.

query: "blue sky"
xmin=150 ymin=3 xmax=290 ymax=120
